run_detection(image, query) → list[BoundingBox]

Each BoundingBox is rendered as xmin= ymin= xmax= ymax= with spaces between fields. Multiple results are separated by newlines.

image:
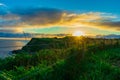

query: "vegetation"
xmin=0 ymin=36 xmax=120 ymax=80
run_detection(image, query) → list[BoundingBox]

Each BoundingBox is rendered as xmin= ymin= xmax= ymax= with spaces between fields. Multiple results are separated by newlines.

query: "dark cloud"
xmin=0 ymin=8 xmax=67 ymax=27
xmin=0 ymin=20 xmax=20 ymax=27
xmin=12 ymin=8 xmax=63 ymax=15
xmin=0 ymin=29 xmax=18 ymax=33
xmin=81 ymin=20 xmax=120 ymax=30
xmin=19 ymin=8 xmax=65 ymax=25
xmin=100 ymin=21 xmax=120 ymax=28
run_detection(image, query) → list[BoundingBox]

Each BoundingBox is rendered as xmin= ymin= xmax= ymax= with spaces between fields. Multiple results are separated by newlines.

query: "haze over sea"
xmin=0 ymin=38 xmax=30 ymax=58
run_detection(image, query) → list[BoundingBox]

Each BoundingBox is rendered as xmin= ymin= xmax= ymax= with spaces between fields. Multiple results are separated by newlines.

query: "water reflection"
xmin=0 ymin=39 xmax=29 ymax=58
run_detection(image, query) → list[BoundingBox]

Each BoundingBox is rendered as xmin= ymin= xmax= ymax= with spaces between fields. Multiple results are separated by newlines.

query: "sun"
xmin=72 ymin=31 xmax=84 ymax=36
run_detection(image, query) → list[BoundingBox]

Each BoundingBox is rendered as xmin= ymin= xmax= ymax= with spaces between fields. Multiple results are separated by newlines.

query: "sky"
xmin=0 ymin=0 xmax=120 ymax=36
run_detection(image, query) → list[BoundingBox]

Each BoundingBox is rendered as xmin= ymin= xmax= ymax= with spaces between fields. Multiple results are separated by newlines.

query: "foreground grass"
xmin=0 ymin=47 xmax=119 ymax=80
xmin=0 ymin=37 xmax=120 ymax=80
xmin=78 ymin=47 xmax=120 ymax=80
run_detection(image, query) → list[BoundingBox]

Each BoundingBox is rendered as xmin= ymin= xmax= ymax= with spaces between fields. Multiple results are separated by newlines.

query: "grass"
xmin=78 ymin=48 xmax=120 ymax=80
xmin=0 ymin=36 xmax=120 ymax=80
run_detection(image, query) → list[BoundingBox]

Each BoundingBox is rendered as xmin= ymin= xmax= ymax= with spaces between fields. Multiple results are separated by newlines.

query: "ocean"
xmin=0 ymin=38 xmax=30 ymax=58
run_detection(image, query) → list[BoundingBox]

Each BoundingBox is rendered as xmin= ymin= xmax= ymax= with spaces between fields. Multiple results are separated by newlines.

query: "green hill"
xmin=0 ymin=37 xmax=120 ymax=80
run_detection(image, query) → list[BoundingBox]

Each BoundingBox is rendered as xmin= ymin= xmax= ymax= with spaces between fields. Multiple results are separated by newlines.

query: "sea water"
xmin=0 ymin=38 xmax=30 ymax=58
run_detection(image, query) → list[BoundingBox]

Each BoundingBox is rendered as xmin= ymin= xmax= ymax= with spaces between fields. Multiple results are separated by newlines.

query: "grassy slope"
xmin=78 ymin=47 xmax=120 ymax=80
xmin=0 ymin=47 xmax=119 ymax=80
xmin=0 ymin=37 xmax=120 ymax=80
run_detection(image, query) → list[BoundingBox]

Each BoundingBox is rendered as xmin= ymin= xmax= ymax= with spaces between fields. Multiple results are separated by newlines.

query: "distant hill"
xmin=96 ymin=34 xmax=120 ymax=39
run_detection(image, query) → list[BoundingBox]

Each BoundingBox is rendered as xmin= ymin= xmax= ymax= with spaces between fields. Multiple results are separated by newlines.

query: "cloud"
xmin=0 ymin=7 xmax=120 ymax=32
xmin=0 ymin=3 xmax=6 ymax=7
xmin=0 ymin=29 xmax=17 ymax=33
xmin=0 ymin=28 xmax=23 ymax=33
xmin=20 ymin=8 xmax=64 ymax=26
xmin=99 ymin=21 xmax=120 ymax=28
xmin=0 ymin=3 xmax=10 ymax=15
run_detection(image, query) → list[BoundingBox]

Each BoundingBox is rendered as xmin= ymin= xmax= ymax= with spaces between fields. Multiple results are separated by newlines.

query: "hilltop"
xmin=0 ymin=37 xmax=120 ymax=80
